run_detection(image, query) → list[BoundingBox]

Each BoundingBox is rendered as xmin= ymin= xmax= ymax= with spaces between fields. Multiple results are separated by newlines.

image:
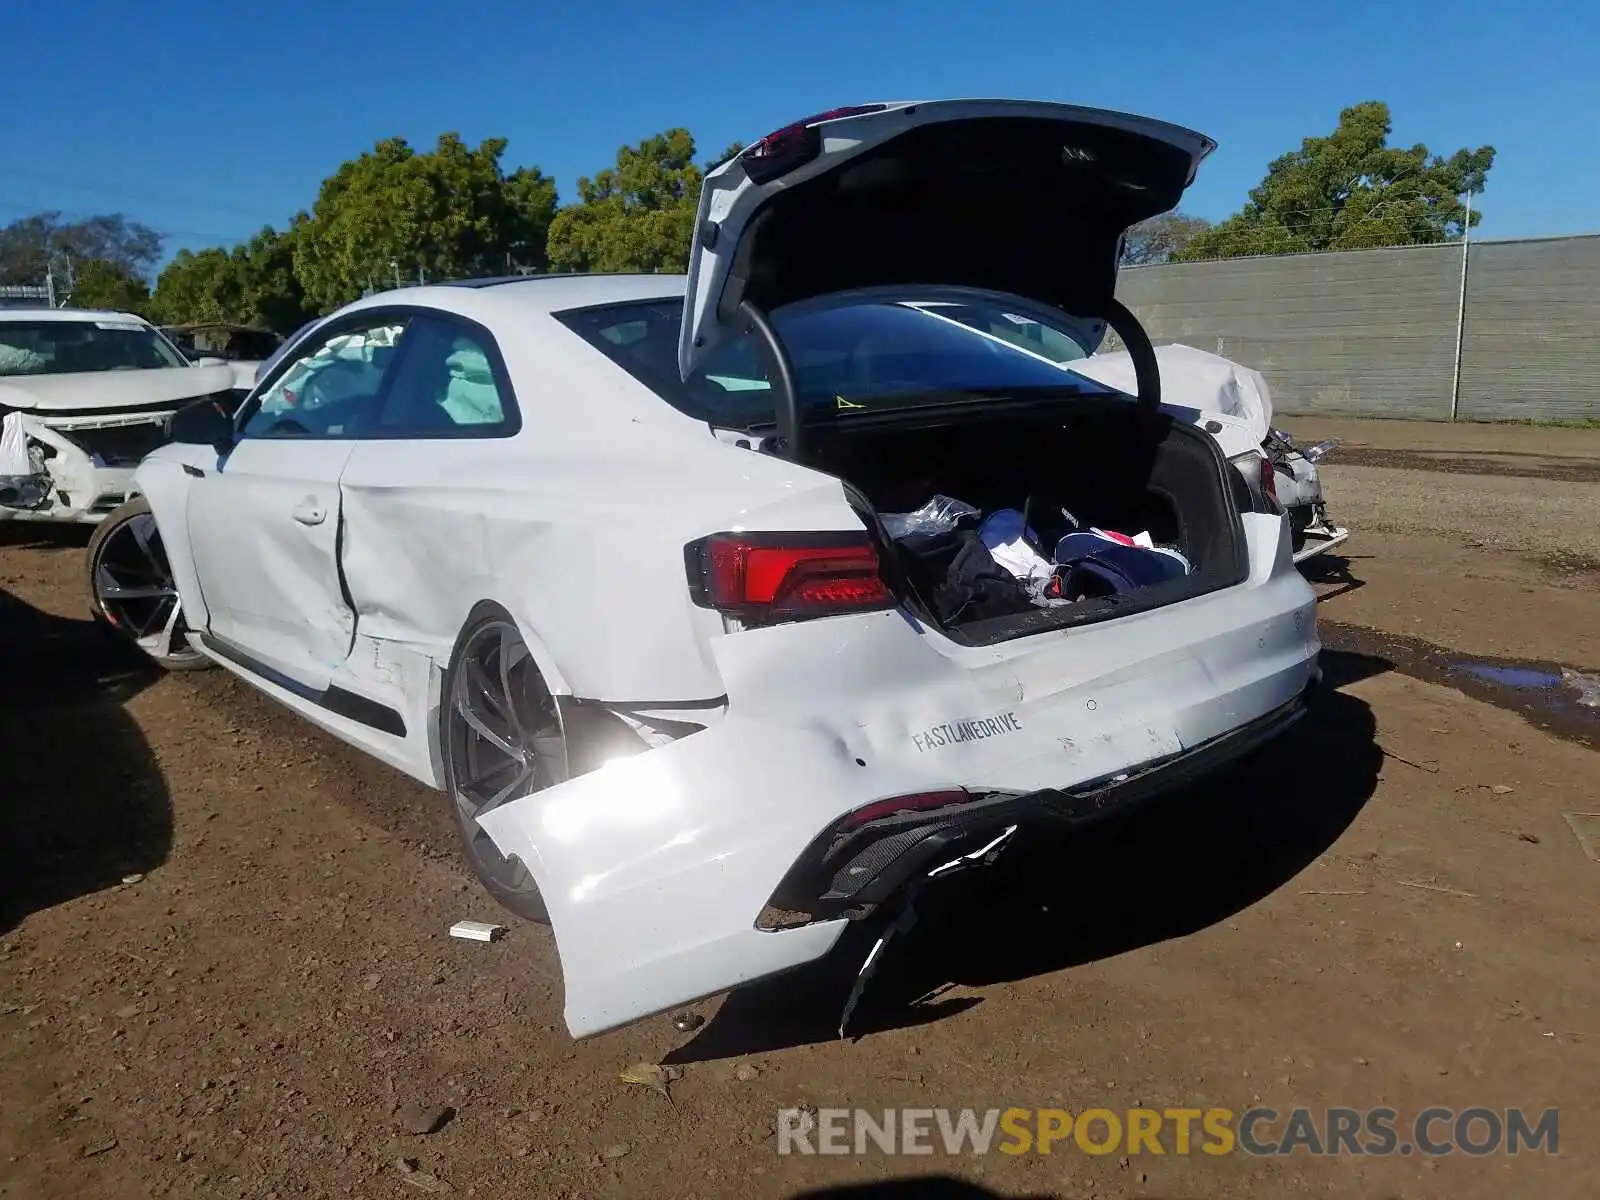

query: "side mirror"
xmin=193 ymin=355 xmax=228 ymax=368
xmin=167 ymin=397 xmax=236 ymax=454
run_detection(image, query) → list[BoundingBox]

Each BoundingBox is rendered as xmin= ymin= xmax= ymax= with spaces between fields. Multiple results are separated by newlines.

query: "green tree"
xmin=1122 ymin=212 xmax=1213 ymax=265
xmin=68 ymin=258 xmax=150 ymax=312
xmin=1177 ymin=102 xmax=1495 ymax=260
xmin=0 ymin=211 xmax=164 ymax=285
xmin=293 ymin=133 xmax=558 ymax=311
xmin=236 ymin=224 xmax=316 ymax=332
xmin=149 ymin=247 xmax=246 ymax=325
xmin=546 ymin=129 xmax=720 ymax=274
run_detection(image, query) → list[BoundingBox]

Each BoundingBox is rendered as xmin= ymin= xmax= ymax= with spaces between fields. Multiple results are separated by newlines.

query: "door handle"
xmin=291 ymin=498 xmax=327 ymax=526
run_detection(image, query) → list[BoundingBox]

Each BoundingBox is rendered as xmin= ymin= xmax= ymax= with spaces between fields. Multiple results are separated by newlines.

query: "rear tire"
xmin=439 ymin=606 xmax=562 ymax=923
xmin=85 ymin=497 xmax=211 ymax=671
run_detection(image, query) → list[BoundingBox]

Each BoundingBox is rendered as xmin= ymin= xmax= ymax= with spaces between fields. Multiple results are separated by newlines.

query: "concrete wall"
xmin=1115 ymin=234 xmax=1600 ymax=422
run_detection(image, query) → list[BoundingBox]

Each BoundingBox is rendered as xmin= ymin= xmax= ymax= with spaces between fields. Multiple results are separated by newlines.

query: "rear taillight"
xmin=742 ymin=104 xmax=889 ymax=183
xmin=1260 ymin=456 xmax=1280 ymax=509
xmin=840 ymin=790 xmax=974 ymax=831
xmin=1229 ymin=451 xmax=1282 ymax=515
xmin=685 ymin=531 xmax=894 ymax=623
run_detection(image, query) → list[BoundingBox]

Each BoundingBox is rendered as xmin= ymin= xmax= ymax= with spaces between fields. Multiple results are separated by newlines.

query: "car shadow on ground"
xmin=1302 ymin=551 xmax=1365 ymax=601
xmin=787 ymin=1180 xmax=1058 ymax=1200
xmin=0 ymin=585 xmax=169 ymax=934
xmin=0 ymin=522 xmax=93 ymax=552
xmin=670 ymin=648 xmax=1391 ymax=1062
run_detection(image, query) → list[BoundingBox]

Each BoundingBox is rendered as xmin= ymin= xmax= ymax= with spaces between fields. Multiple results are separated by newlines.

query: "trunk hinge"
xmin=737 ymin=298 xmax=803 ymax=461
xmin=1102 ymin=297 xmax=1163 ymax=437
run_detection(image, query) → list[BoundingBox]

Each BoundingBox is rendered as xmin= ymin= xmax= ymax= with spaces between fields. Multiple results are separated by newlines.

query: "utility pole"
xmin=1448 ymin=190 xmax=1472 ymax=422
xmin=391 ymin=258 xmax=401 ymax=290
xmin=45 ymin=266 xmax=56 ymax=308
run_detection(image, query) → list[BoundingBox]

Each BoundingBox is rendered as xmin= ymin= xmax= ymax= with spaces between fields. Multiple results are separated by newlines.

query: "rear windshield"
xmin=556 ymin=296 xmax=1114 ymax=429
xmin=0 ymin=319 xmax=188 ymax=377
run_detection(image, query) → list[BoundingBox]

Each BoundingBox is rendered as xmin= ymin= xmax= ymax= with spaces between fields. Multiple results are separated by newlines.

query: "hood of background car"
xmin=1070 ymin=343 xmax=1274 ymax=451
xmin=681 ymin=99 xmax=1215 ymax=378
xmin=0 ymin=365 xmax=237 ymax=415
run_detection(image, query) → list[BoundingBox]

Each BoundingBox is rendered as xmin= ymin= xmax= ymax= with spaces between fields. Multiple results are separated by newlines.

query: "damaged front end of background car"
xmin=1 ymin=370 xmax=239 ymax=525
xmin=1264 ymin=427 xmax=1349 ymax=565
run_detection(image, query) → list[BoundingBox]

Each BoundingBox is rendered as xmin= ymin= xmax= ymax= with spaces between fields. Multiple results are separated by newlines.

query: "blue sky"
xmin=3 ymin=0 xmax=1596 ymax=270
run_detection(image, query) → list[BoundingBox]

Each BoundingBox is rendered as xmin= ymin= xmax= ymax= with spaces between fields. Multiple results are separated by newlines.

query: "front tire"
xmin=439 ymin=607 xmax=566 ymax=923
xmin=85 ymin=497 xmax=211 ymax=671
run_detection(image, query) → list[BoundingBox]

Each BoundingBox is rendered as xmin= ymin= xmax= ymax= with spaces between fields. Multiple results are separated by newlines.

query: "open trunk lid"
xmin=679 ymin=99 xmax=1215 ymax=380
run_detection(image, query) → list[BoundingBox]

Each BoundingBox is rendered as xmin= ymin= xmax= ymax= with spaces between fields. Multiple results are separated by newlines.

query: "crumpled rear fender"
xmin=476 ymin=712 xmax=865 ymax=1038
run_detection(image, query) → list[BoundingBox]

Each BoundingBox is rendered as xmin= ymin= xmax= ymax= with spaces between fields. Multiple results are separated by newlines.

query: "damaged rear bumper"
xmin=768 ymin=683 xmax=1312 ymax=924
xmin=477 ymin=602 xmax=1317 ymax=1038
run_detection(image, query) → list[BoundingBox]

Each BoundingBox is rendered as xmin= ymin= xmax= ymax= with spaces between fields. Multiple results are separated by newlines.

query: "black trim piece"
xmin=442 ymin=272 xmax=589 ymax=289
xmin=767 ymin=683 xmax=1313 ymax=920
xmin=586 ymin=693 xmax=730 ymax=713
xmin=199 ymin=633 xmax=407 ymax=738
xmin=182 ymin=464 xmax=205 ymax=477
xmin=323 ymin=684 xmax=407 ymax=737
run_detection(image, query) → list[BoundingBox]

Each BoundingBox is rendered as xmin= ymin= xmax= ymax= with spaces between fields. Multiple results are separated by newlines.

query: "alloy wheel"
xmin=90 ymin=510 xmax=203 ymax=667
xmin=444 ymin=618 xmax=566 ymax=901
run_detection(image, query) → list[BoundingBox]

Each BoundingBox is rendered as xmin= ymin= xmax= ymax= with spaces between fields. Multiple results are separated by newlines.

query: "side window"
xmin=369 ymin=316 xmax=515 ymax=436
xmin=240 ymin=320 xmax=408 ymax=439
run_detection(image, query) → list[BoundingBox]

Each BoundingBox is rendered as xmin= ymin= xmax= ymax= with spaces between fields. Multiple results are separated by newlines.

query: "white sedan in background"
xmin=91 ymin=99 xmax=1321 ymax=1038
xmin=0 ymin=308 xmax=236 ymax=523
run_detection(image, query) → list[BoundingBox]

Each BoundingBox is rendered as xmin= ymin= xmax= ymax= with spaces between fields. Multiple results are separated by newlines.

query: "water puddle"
xmin=1457 ymin=663 xmax=1562 ymax=690
xmin=1320 ymin=622 xmax=1600 ymax=750
xmin=1456 ymin=662 xmax=1600 ymax=711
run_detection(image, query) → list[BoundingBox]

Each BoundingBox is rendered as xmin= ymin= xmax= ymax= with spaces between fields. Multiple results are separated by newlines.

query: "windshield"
xmin=165 ymin=326 xmax=282 ymax=361
xmin=0 ymin=319 xmax=189 ymax=377
xmin=557 ymin=296 xmax=1114 ymax=429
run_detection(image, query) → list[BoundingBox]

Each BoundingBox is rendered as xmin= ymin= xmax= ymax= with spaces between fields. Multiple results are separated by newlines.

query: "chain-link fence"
xmin=1115 ymin=233 xmax=1600 ymax=422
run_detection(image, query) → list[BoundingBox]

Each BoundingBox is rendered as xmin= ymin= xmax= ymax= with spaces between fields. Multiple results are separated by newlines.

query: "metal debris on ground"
xmin=399 ymin=1169 xmax=452 ymax=1194
xmin=1560 ymin=668 xmax=1600 ymax=708
xmin=1397 ymin=880 xmax=1478 ymax=899
xmin=619 ymin=1062 xmax=680 ymax=1101
xmin=670 ymin=1010 xmax=704 ymax=1032
xmin=119 ymin=874 xmax=143 ymax=885
xmin=448 ymin=920 xmax=505 ymax=943
xmin=1490 ymin=784 xmax=1515 ymax=795
xmin=1562 ymin=813 xmax=1600 ymax=862
xmin=1378 ymin=746 xmax=1439 ymax=773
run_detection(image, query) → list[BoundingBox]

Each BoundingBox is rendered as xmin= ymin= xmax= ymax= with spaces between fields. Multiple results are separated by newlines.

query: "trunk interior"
xmin=805 ymin=399 xmax=1253 ymax=645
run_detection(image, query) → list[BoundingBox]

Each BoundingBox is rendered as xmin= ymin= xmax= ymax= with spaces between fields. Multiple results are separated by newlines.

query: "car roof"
xmin=0 ymin=307 xmax=150 ymax=324
xmin=341 ymin=273 xmax=687 ymax=321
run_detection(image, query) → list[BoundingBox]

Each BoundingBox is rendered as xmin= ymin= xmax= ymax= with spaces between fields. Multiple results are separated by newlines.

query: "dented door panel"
xmin=184 ymin=439 xmax=358 ymax=688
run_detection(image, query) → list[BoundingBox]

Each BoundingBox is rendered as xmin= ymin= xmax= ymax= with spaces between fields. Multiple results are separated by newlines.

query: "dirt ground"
xmin=3 ymin=417 xmax=1597 ymax=1200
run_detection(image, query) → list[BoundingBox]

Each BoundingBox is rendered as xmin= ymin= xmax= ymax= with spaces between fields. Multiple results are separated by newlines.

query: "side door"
xmin=332 ymin=311 xmax=522 ymax=662
xmin=184 ymin=314 xmax=410 ymax=688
